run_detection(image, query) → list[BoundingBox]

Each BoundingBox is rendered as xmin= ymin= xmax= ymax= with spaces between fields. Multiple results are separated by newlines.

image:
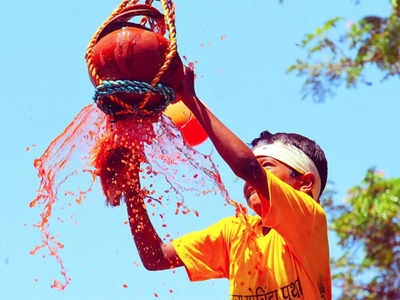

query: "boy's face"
xmin=243 ymin=156 xmax=302 ymax=216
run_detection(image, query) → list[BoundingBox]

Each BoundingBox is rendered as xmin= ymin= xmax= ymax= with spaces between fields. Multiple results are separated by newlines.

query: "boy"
xmin=124 ymin=67 xmax=331 ymax=299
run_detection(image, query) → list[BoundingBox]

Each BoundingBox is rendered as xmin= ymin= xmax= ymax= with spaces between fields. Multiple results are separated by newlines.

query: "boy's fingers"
xmin=174 ymin=65 xmax=196 ymax=100
xmin=182 ymin=65 xmax=192 ymax=78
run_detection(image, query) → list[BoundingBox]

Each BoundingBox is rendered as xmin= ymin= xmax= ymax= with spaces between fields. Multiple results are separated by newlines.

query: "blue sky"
xmin=1 ymin=1 xmax=398 ymax=299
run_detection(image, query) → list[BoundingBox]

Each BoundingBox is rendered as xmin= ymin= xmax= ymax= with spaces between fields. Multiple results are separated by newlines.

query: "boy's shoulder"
xmin=217 ymin=214 xmax=262 ymax=232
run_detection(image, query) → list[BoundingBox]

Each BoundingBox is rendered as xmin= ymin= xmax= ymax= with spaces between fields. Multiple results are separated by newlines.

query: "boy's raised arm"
xmin=177 ymin=67 xmax=269 ymax=201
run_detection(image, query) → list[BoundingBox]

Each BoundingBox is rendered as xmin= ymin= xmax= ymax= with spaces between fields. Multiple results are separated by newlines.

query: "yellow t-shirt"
xmin=172 ymin=170 xmax=331 ymax=300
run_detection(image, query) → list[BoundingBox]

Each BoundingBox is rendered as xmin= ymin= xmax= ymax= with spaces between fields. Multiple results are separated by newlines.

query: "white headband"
xmin=253 ymin=141 xmax=321 ymax=200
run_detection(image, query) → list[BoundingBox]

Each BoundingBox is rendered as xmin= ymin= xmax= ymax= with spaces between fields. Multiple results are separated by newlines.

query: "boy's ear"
xmin=299 ymin=173 xmax=314 ymax=194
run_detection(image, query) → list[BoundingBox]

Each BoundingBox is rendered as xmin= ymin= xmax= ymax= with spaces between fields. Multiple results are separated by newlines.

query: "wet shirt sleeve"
xmin=172 ymin=218 xmax=231 ymax=281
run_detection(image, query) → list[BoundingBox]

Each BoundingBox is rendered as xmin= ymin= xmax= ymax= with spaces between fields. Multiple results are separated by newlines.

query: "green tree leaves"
xmin=321 ymin=169 xmax=400 ymax=299
xmin=287 ymin=2 xmax=400 ymax=102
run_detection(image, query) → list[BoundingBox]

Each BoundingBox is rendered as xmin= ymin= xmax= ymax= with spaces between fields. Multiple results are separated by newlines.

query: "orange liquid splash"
xmin=31 ymin=103 xmax=246 ymax=290
xmin=30 ymin=104 xmax=106 ymax=289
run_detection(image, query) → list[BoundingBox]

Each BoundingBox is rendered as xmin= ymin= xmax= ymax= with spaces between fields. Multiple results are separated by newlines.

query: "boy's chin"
xmin=246 ymin=195 xmax=262 ymax=216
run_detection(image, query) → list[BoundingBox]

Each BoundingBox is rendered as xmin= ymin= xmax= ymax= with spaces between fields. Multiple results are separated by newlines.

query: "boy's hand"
xmin=176 ymin=65 xmax=196 ymax=101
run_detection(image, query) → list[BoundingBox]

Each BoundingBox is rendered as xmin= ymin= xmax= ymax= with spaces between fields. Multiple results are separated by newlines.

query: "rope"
xmin=85 ymin=0 xmax=178 ymax=117
xmin=138 ymin=0 xmax=177 ymax=110
xmin=94 ymin=80 xmax=175 ymax=116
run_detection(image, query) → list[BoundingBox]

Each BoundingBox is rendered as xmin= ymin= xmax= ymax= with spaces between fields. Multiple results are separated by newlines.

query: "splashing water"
xmin=30 ymin=103 xmax=244 ymax=289
xmin=30 ymin=104 xmax=105 ymax=289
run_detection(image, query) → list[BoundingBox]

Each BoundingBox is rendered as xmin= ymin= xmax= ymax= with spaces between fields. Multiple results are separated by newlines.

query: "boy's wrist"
xmin=180 ymin=93 xmax=196 ymax=107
